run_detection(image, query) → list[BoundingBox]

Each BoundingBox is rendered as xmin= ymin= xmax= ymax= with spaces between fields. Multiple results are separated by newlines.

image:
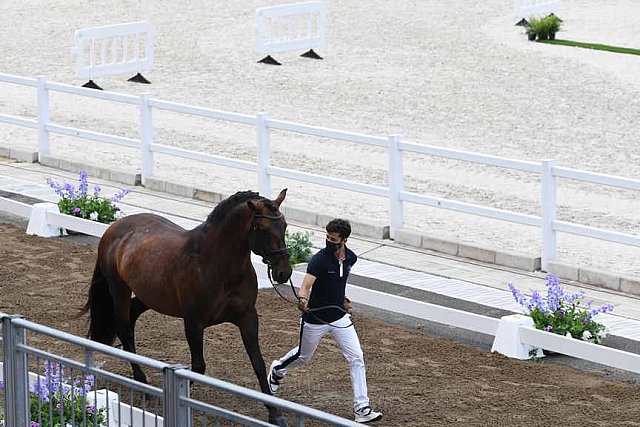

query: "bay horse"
xmin=79 ymin=189 xmax=292 ymax=426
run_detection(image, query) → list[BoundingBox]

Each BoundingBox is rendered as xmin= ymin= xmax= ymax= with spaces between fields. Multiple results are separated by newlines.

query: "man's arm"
xmin=297 ymin=273 xmax=316 ymax=312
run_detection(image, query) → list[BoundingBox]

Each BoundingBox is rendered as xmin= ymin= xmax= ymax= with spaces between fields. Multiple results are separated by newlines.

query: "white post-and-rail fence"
xmin=0 ymin=313 xmax=363 ymax=427
xmin=71 ymin=21 xmax=154 ymax=87
xmin=1 ymin=72 xmax=640 ymax=273
xmin=514 ymin=0 xmax=562 ymax=19
xmin=255 ymin=1 xmax=326 ymax=62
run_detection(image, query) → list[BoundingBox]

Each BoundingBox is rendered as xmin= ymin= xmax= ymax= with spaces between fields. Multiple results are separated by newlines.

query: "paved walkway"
xmin=2 ymin=158 xmax=640 ymax=345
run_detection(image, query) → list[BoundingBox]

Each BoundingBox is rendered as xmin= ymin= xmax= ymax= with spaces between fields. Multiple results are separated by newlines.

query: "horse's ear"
xmin=247 ymin=199 xmax=258 ymax=212
xmin=273 ymin=188 xmax=287 ymax=208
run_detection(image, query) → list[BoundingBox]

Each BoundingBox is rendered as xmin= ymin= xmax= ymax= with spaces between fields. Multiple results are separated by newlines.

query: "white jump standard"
xmin=72 ymin=21 xmax=154 ymax=90
xmin=255 ymin=1 xmax=326 ymax=65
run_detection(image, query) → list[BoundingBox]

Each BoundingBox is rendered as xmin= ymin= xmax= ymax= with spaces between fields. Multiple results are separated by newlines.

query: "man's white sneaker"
xmin=354 ymin=405 xmax=383 ymax=423
xmin=267 ymin=361 xmax=284 ymax=393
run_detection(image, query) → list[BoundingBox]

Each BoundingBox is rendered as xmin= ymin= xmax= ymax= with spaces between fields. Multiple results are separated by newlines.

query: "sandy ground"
xmin=1 ymin=0 xmax=640 ymax=277
xmin=3 ymin=222 xmax=640 ymax=425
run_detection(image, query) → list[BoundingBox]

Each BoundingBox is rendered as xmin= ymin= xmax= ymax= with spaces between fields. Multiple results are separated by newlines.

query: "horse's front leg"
xmin=238 ymin=309 xmax=287 ymax=427
xmin=183 ymin=318 xmax=206 ymax=375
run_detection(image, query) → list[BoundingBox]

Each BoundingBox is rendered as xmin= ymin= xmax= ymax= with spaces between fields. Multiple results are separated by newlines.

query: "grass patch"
xmin=538 ymin=39 xmax=640 ymax=56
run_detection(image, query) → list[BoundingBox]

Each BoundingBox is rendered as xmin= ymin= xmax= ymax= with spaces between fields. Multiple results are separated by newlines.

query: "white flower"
xmin=89 ymin=211 xmax=99 ymax=221
xmin=582 ymin=331 xmax=592 ymax=340
xmin=565 ymin=332 xmax=572 ymax=338
xmin=114 ymin=210 xmax=125 ymax=220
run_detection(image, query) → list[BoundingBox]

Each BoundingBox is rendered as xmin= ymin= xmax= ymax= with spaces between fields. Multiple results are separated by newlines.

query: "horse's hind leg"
xmin=129 ymin=297 xmax=149 ymax=338
xmin=237 ymin=309 xmax=287 ymax=427
xmin=112 ymin=290 xmax=148 ymax=384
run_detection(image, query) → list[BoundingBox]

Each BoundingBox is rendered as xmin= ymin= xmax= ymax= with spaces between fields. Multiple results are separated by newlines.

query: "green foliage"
xmin=47 ymin=170 xmax=130 ymax=224
xmin=527 ymin=14 xmax=562 ymax=40
xmin=285 ymin=230 xmax=313 ymax=266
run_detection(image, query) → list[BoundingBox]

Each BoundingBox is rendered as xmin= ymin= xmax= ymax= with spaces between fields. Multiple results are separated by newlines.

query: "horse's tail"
xmin=77 ymin=260 xmax=117 ymax=345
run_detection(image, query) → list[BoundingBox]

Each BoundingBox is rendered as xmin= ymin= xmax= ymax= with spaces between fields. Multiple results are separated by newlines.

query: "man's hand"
xmin=343 ymin=297 xmax=353 ymax=314
xmin=297 ymin=297 xmax=309 ymax=313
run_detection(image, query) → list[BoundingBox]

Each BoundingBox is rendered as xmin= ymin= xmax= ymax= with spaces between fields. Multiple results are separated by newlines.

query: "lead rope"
xmin=266 ymin=264 xmax=353 ymax=329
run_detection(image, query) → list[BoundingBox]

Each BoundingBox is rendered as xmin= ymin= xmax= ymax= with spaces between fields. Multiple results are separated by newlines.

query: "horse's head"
xmin=247 ymin=189 xmax=292 ymax=284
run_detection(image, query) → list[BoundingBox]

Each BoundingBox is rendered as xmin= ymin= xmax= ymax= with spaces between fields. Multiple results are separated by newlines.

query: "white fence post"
xmin=541 ymin=159 xmax=557 ymax=271
xmin=256 ymin=112 xmax=272 ymax=197
xmin=140 ymin=93 xmax=154 ymax=184
xmin=388 ymin=134 xmax=404 ymax=239
xmin=36 ymin=76 xmax=50 ymax=158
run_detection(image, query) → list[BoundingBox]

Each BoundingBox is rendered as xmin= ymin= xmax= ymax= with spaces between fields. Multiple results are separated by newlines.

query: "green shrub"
xmin=527 ymin=14 xmax=562 ymax=41
xmin=286 ymin=230 xmax=313 ymax=266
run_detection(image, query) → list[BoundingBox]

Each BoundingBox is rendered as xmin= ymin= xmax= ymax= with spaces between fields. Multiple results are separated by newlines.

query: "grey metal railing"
xmin=0 ymin=312 xmax=361 ymax=427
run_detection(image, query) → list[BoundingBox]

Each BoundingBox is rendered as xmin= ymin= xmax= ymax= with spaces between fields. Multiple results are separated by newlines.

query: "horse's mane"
xmin=206 ymin=190 xmax=260 ymax=224
xmin=185 ymin=190 xmax=276 ymax=255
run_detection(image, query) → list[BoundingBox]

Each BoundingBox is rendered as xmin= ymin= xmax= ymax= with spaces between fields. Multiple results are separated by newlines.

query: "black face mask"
xmin=325 ymin=240 xmax=341 ymax=252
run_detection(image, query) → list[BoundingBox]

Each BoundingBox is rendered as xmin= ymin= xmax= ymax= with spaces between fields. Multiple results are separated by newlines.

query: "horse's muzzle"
xmin=271 ymin=264 xmax=293 ymax=284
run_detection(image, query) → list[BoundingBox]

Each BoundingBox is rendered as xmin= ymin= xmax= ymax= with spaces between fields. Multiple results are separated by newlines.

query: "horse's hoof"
xmin=134 ymin=374 xmax=148 ymax=384
xmin=269 ymin=416 xmax=288 ymax=427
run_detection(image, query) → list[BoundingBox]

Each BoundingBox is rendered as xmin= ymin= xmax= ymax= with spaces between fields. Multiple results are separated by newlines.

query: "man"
xmin=268 ymin=219 xmax=383 ymax=424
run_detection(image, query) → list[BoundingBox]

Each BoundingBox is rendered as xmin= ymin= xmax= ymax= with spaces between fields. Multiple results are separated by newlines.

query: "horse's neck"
xmin=200 ymin=208 xmax=252 ymax=261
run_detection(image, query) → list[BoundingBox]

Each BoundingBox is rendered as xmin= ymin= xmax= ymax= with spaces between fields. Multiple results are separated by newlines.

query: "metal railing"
xmin=0 ymin=312 xmax=361 ymax=427
xmin=1 ymin=72 xmax=640 ymax=271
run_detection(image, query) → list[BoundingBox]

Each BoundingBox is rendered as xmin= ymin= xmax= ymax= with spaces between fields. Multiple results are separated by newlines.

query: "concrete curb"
xmin=395 ymin=228 xmax=541 ymax=272
xmin=2 ymin=150 xmax=640 ymax=295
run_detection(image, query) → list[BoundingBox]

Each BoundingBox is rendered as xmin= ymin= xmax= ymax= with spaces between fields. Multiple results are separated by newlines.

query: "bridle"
xmin=251 ymin=213 xmax=289 ymax=264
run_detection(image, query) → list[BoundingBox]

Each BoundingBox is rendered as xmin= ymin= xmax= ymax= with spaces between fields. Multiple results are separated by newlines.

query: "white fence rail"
xmin=1 ymin=72 xmax=640 ymax=273
xmin=72 ymin=21 xmax=154 ymax=80
xmin=255 ymin=1 xmax=326 ymax=55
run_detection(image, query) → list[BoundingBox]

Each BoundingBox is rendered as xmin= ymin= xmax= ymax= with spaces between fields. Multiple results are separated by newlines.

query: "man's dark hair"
xmin=326 ymin=218 xmax=351 ymax=239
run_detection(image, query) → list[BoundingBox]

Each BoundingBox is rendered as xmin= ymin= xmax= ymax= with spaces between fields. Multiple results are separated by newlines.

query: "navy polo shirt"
xmin=302 ymin=246 xmax=357 ymax=324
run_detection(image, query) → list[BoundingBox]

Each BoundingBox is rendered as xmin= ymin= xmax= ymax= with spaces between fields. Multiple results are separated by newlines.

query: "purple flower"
xmin=93 ymin=184 xmax=102 ymax=197
xmin=0 ymin=380 xmax=4 ymax=389
xmin=63 ymin=183 xmax=77 ymax=201
xmin=110 ymin=188 xmax=131 ymax=203
xmin=78 ymin=170 xmax=89 ymax=196
xmin=545 ymin=325 xmax=553 ymax=332
xmin=529 ymin=290 xmax=545 ymax=311
xmin=86 ymin=404 xmax=96 ymax=414
xmin=46 ymin=178 xmax=66 ymax=198
xmin=546 ymin=275 xmax=561 ymax=286
xmin=556 ymin=309 xmax=565 ymax=318
xmin=31 ymin=422 xmax=40 ymax=427
xmin=73 ymin=207 xmax=81 ymax=215
xmin=581 ymin=317 xmax=589 ymax=324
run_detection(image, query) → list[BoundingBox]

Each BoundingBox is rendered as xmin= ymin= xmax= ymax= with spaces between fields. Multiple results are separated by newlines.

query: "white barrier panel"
xmin=514 ymin=0 xmax=561 ymax=18
xmin=491 ymin=314 xmax=544 ymax=359
xmin=255 ymin=1 xmax=326 ymax=55
xmin=72 ymin=21 xmax=154 ymax=80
